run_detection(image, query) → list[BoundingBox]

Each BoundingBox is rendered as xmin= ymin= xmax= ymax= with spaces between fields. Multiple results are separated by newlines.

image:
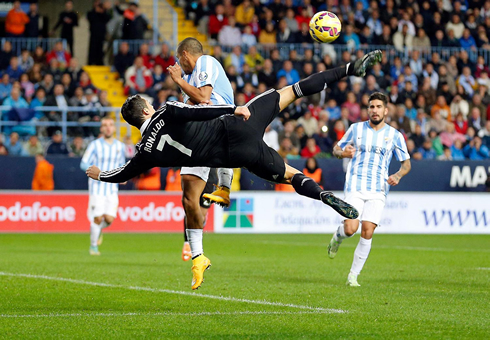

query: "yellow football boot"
xmin=191 ymin=254 xmax=211 ymax=290
xmin=202 ymin=186 xmax=231 ymax=207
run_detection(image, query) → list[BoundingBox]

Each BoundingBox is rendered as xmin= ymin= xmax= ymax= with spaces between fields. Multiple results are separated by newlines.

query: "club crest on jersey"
xmin=198 ymin=71 xmax=208 ymax=81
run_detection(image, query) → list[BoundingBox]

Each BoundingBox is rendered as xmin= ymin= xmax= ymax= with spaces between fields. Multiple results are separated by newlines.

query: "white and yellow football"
xmin=309 ymin=11 xmax=342 ymax=43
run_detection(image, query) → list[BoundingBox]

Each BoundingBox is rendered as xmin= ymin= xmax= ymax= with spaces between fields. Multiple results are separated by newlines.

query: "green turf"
xmin=0 ymin=233 xmax=489 ymax=339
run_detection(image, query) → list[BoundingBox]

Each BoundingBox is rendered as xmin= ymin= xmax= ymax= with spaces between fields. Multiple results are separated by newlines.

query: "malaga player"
xmin=167 ymin=38 xmax=235 ymax=262
xmin=80 ymin=117 xmax=126 ymax=255
xmin=86 ymin=50 xmax=382 ymax=289
xmin=328 ymin=92 xmax=412 ymax=287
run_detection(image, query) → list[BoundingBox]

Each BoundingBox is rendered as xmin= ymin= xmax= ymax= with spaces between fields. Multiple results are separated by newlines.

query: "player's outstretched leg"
xmin=284 ymin=165 xmax=359 ymax=219
xmin=202 ymin=168 xmax=233 ymax=207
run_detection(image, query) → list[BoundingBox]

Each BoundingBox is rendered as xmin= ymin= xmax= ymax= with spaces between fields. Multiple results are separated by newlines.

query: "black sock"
xmin=292 ymin=66 xmax=347 ymax=98
xmin=291 ymin=173 xmax=323 ymax=201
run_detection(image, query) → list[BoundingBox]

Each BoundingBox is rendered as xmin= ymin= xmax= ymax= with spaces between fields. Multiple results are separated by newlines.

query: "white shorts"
xmin=87 ymin=194 xmax=119 ymax=221
xmin=180 ymin=167 xmax=210 ymax=182
xmin=344 ymin=191 xmax=385 ymax=225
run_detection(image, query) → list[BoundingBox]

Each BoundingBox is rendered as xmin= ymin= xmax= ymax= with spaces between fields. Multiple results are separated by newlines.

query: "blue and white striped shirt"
xmin=81 ymin=138 xmax=126 ymax=196
xmin=338 ymin=122 xmax=410 ymax=195
xmin=182 ymin=55 xmax=234 ymax=105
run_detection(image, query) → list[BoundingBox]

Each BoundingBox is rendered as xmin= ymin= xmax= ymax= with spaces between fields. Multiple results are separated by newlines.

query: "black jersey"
xmin=100 ymin=102 xmax=235 ymax=183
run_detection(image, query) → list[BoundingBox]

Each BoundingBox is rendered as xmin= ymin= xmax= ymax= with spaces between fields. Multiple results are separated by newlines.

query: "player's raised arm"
xmin=86 ymin=151 xmax=150 ymax=183
xmin=165 ymin=101 xmax=249 ymax=122
xmin=168 ymin=63 xmax=213 ymax=104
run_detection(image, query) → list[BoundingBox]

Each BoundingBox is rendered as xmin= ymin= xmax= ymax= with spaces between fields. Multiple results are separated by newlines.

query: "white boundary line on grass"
xmin=0 ymin=310 xmax=335 ymax=319
xmin=0 ymin=272 xmax=346 ymax=314
xmin=476 ymin=267 xmax=490 ymax=270
xmin=258 ymin=241 xmax=490 ymax=253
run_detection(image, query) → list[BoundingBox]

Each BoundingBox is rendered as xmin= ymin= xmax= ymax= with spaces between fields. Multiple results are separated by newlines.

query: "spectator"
xmin=124 ymin=56 xmax=153 ymax=96
xmin=5 ymin=0 xmax=29 ymax=37
xmin=431 ymin=95 xmax=451 ymax=120
xmin=475 ymin=56 xmax=490 ymax=79
xmin=398 ymin=11 xmax=416 ymax=36
xmin=5 ymin=132 xmax=27 ymax=156
xmin=438 ymin=65 xmax=456 ymax=95
xmin=468 ymin=107 xmax=485 ymax=132
xmin=66 ymin=57 xmax=83 ymax=83
xmin=51 ymin=0 xmax=78 ymax=55
xmin=451 ymin=139 xmax=466 ymax=160
xmin=32 ymin=46 xmax=46 ymax=65
xmin=18 ymin=49 xmax=34 ymax=72
xmin=76 ymin=71 xmax=96 ymax=93
xmin=25 ymin=135 xmax=43 ymax=156
xmin=87 ymin=0 xmax=111 ymax=65
xmin=438 ymin=146 xmax=453 ymax=160
xmin=235 ymin=0 xmax=255 ymax=26
xmin=153 ymin=43 xmax=175 ymax=74
xmin=119 ymin=2 xmax=149 ymax=40
xmin=412 ymin=28 xmax=431 ymax=49
xmin=469 ymin=94 xmax=487 ymax=118
xmin=450 ymin=95 xmax=470 ymax=121
xmin=422 ymin=63 xmax=439 ymax=90
xmin=278 ymin=120 xmax=300 ymax=150
xmin=69 ymin=135 xmax=86 ymax=157
xmin=244 ymin=45 xmax=264 ymax=71
xmin=446 ymin=14 xmax=465 ymax=39
xmin=454 ymin=112 xmax=469 ymax=135
xmin=278 ymin=137 xmax=299 ymax=159
xmin=460 ymin=28 xmax=477 ymax=50
xmin=68 ymin=86 xmax=84 ymax=107
xmin=440 ymin=122 xmax=467 ymax=147
xmin=343 ymin=24 xmax=360 ymax=50
xmin=417 ymin=138 xmax=437 ymax=159
xmin=123 ymin=135 xmax=135 ymax=158
xmin=113 ymin=42 xmax=135 ymax=78
xmin=409 ymin=50 xmax=423 ymax=76
xmin=46 ymin=41 xmax=71 ymax=69
xmin=32 ymin=153 xmax=54 ymax=190
xmin=464 ymin=136 xmax=490 ymax=159
xmin=297 ymin=111 xmax=318 ymax=137
xmin=445 ymin=29 xmax=461 ymax=47
xmin=257 ymin=59 xmax=276 ymax=88
xmin=395 ymin=104 xmax=412 ymax=135
xmin=242 ymin=26 xmax=257 ymax=48
xmin=19 ymin=73 xmax=34 ymax=100
xmin=276 ymin=19 xmax=296 ymax=43
xmin=258 ymin=22 xmax=277 ymax=45
xmin=0 ymin=74 xmax=12 ymax=101
xmin=208 ymin=4 xmax=228 ymax=40
xmin=5 ymin=57 xmax=23 ymax=81
xmin=277 ymin=60 xmax=300 ymax=86
xmin=165 ymin=168 xmax=181 ymax=191
xmin=25 ymin=3 xmax=42 ymax=38
xmin=300 ymin=137 xmax=321 ymax=158
xmin=428 ymin=111 xmax=449 ymax=134
xmin=224 ymin=46 xmax=246 ymax=74
xmin=303 ymin=157 xmax=322 ymax=186
xmin=30 ymin=87 xmax=47 ymax=118
xmin=458 ymin=66 xmax=478 ymax=97
xmin=3 ymin=87 xmax=29 ymax=114
xmin=431 ymin=29 xmax=448 ymax=48
xmin=0 ymin=41 xmax=14 ymax=70
xmin=46 ymin=130 xmax=69 ymax=155
xmin=60 ymin=73 xmax=75 ymax=98
xmin=376 ymin=24 xmax=393 ymax=45
xmin=137 ymin=43 xmax=153 ymax=70
xmin=263 ymin=124 xmax=279 ymax=151
xmin=219 ymin=16 xmax=242 ymax=47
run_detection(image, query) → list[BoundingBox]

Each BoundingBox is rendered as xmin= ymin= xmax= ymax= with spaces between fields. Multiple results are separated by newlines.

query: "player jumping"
xmin=86 ymin=50 xmax=382 ymax=289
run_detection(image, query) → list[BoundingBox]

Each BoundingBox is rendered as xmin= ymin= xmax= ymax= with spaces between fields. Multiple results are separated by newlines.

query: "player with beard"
xmin=327 ymin=92 xmax=411 ymax=287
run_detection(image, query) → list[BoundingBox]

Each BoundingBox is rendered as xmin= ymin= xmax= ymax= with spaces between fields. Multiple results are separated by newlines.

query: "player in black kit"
xmin=86 ymin=50 xmax=382 ymax=289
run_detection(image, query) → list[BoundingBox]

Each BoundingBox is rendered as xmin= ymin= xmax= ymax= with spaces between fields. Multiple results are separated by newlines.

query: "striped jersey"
xmin=338 ymin=121 xmax=410 ymax=195
xmin=81 ymin=138 xmax=126 ymax=196
xmin=182 ymin=55 xmax=234 ymax=105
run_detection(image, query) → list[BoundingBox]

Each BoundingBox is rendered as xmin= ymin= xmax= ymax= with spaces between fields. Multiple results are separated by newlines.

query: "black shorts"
xmin=226 ymin=89 xmax=286 ymax=183
xmin=200 ymin=168 xmax=218 ymax=208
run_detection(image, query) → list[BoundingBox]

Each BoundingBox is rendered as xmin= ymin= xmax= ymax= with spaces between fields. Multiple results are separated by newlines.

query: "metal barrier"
xmin=1 ymin=38 xmax=68 ymax=55
xmin=0 ymin=106 xmax=128 ymax=142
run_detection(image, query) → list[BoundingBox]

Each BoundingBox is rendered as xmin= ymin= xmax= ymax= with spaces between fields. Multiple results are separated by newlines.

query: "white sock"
xmin=186 ymin=228 xmax=203 ymax=258
xmin=100 ymin=220 xmax=109 ymax=229
xmin=333 ymin=223 xmax=353 ymax=243
xmin=217 ymin=168 xmax=233 ymax=189
xmin=90 ymin=222 xmax=102 ymax=247
xmin=350 ymin=237 xmax=372 ymax=276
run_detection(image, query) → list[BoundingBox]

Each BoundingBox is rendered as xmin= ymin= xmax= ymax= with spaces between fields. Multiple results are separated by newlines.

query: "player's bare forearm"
xmin=180 ymin=82 xmax=213 ymax=104
xmin=387 ymin=159 xmax=411 ymax=186
xmin=333 ymin=145 xmax=356 ymax=159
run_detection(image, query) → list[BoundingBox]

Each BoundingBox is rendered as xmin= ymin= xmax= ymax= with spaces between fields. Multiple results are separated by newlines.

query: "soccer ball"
xmin=309 ymin=11 xmax=342 ymax=43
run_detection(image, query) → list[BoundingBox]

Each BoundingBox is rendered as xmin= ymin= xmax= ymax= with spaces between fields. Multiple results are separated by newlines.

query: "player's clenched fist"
xmin=234 ymin=106 xmax=251 ymax=121
xmin=342 ymin=145 xmax=356 ymax=158
xmin=167 ymin=63 xmax=183 ymax=84
xmin=86 ymin=165 xmax=101 ymax=180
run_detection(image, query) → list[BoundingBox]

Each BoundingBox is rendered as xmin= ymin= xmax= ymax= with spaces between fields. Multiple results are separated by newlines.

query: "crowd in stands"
xmin=2 ymin=0 xmax=490 ymax=162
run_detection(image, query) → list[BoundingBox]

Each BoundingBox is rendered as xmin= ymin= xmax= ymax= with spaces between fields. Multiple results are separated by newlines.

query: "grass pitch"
xmin=0 ymin=233 xmax=489 ymax=339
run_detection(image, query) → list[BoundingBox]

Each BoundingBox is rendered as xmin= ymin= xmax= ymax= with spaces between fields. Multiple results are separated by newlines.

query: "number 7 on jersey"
xmin=156 ymin=134 xmax=193 ymax=156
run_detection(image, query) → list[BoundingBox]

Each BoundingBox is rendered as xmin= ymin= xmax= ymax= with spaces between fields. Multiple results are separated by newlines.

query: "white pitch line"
xmin=0 ymin=310 xmax=334 ymax=319
xmin=476 ymin=267 xmax=490 ymax=270
xmin=258 ymin=241 xmax=490 ymax=253
xmin=0 ymin=272 xmax=345 ymax=314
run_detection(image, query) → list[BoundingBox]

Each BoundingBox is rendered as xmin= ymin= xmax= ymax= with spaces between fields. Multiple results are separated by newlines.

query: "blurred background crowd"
xmin=1 ymin=0 xmax=490 ymax=163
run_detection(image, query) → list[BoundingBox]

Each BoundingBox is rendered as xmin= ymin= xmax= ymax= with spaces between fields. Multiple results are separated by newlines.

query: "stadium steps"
xmin=139 ymin=0 xmax=210 ymax=52
xmin=83 ymin=66 xmax=140 ymax=142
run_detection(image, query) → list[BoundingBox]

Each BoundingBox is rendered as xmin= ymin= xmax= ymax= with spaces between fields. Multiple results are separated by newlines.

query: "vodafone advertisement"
xmin=0 ymin=192 xmax=214 ymax=233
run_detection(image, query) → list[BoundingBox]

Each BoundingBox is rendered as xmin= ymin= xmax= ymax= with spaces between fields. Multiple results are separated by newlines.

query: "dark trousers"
xmin=88 ymin=36 xmax=104 ymax=65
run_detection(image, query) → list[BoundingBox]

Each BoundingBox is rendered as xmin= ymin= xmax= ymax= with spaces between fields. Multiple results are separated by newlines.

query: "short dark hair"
xmin=121 ymin=95 xmax=147 ymax=128
xmin=177 ymin=38 xmax=203 ymax=56
xmin=368 ymin=92 xmax=389 ymax=107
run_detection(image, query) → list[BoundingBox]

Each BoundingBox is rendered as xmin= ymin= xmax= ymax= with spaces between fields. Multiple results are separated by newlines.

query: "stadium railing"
xmin=111 ymin=40 xmax=489 ymax=65
xmin=1 ymin=38 xmax=68 ymax=55
xmin=0 ymin=106 xmax=128 ymax=141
